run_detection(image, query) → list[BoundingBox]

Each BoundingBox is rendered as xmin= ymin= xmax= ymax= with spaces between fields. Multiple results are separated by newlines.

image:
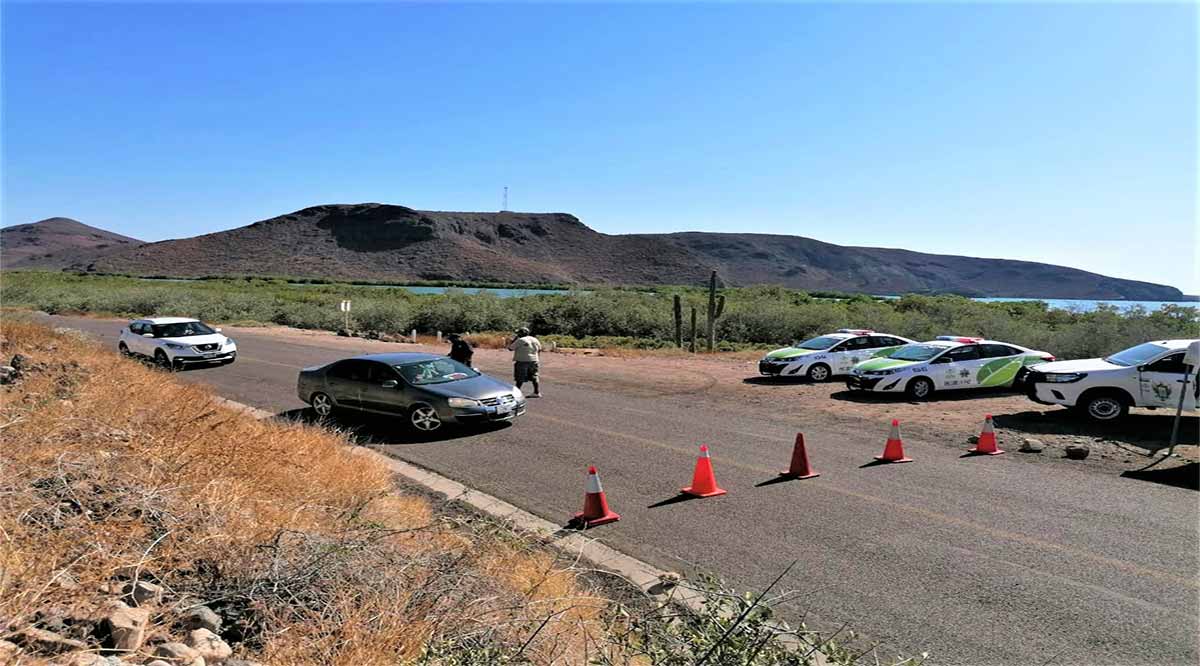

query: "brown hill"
xmin=75 ymin=203 xmax=1181 ymax=300
xmin=1 ymin=218 xmax=143 ymax=270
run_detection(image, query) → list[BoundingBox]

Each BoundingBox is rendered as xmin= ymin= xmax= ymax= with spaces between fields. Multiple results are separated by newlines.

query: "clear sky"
xmin=3 ymin=1 xmax=1196 ymax=292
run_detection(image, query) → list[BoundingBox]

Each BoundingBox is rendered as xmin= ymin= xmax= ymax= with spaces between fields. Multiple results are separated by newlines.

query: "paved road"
xmin=50 ymin=316 xmax=1199 ymax=666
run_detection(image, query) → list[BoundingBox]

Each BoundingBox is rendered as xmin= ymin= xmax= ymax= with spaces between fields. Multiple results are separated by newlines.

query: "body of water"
xmin=970 ymin=297 xmax=1197 ymax=312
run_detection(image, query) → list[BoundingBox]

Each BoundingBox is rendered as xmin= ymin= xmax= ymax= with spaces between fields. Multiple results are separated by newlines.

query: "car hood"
xmin=1031 ymin=358 xmax=1123 ymax=374
xmin=764 ymin=347 xmax=821 ymax=360
xmin=855 ymin=357 xmax=918 ymax=372
xmin=158 ymin=334 xmax=227 ymax=346
xmin=419 ymin=373 xmax=516 ymax=400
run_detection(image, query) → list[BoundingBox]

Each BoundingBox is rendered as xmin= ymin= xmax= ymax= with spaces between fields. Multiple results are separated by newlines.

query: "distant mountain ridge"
xmin=4 ymin=204 xmax=1184 ymax=300
xmin=0 ymin=218 xmax=143 ymax=270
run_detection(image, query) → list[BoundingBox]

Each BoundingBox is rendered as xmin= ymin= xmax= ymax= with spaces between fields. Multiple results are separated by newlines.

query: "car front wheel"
xmin=410 ymin=405 xmax=442 ymax=432
xmin=154 ymin=350 xmax=173 ymax=371
xmin=806 ymin=363 xmax=831 ymax=382
xmin=906 ymin=377 xmax=934 ymax=400
xmin=1083 ymin=393 xmax=1128 ymax=422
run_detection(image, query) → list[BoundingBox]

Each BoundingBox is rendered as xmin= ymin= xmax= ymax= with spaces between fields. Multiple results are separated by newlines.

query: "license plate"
xmin=495 ymin=405 xmax=512 ymax=415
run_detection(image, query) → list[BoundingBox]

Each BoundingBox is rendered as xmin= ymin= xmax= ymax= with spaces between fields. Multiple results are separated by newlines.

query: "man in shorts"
xmin=507 ymin=327 xmax=543 ymax=398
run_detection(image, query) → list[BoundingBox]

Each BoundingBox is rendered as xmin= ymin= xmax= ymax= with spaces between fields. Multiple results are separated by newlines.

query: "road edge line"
xmin=211 ymin=395 xmax=829 ymax=664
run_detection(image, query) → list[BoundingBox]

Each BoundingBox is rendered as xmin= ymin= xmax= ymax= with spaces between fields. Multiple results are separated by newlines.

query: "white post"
xmin=411 ymin=329 xmax=417 ymax=344
xmin=437 ymin=331 xmax=442 ymax=343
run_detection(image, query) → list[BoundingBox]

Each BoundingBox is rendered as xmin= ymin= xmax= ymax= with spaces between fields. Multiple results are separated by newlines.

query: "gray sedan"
xmin=297 ymin=352 xmax=526 ymax=431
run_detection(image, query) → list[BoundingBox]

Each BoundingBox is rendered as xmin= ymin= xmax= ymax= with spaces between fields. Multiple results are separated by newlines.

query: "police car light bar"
xmin=837 ymin=329 xmax=874 ymax=335
xmin=936 ymin=335 xmax=984 ymax=343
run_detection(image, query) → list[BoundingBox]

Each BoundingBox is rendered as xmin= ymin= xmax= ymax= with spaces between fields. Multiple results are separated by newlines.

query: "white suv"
xmin=118 ymin=317 xmax=237 ymax=370
xmin=1026 ymin=339 xmax=1200 ymax=421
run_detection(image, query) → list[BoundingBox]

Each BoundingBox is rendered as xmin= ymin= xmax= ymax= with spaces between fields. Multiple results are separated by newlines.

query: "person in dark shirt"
xmin=446 ymin=333 xmax=474 ymax=367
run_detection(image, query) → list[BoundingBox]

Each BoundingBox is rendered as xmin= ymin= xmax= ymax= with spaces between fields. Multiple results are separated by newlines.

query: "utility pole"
xmin=502 ymin=186 xmax=508 ymax=212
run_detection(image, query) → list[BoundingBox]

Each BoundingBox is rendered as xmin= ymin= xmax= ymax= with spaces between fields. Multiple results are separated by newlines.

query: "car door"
xmin=359 ymin=361 xmax=407 ymax=415
xmin=931 ymin=345 xmax=984 ymax=389
xmin=324 ymin=360 xmax=368 ymax=410
xmin=128 ymin=321 xmax=151 ymax=355
xmin=833 ymin=336 xmax=875 ymax=373
xmin=1138 ymin=352 xmax=1197 ymax=410
xmin=976 ymin=343 xmax=1027 ymax=388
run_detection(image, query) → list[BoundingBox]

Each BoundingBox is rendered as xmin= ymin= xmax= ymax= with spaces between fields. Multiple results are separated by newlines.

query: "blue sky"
xmin=3 ymin=1 xmax=1196 ymax=292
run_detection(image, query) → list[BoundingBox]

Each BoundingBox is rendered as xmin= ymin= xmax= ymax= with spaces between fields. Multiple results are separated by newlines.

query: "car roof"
xmin=139 ymin=317 xmax=201 ymax=325
xmin=349 ymin=352 xmax=445 ymax=364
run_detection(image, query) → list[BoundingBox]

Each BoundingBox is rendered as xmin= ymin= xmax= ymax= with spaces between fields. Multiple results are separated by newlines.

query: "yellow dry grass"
xmin=0 ymin=319 xmax=612 ymax=665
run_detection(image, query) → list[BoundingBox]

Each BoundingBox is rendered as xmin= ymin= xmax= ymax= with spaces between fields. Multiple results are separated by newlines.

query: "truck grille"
xmin=480 ymin=394 xmax=516 ymax=407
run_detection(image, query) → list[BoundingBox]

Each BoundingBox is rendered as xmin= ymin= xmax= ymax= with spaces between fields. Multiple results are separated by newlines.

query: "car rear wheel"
xmin=118 ymin=342 xmax=130 ymax=357
xmin=806 ymin=363 xmax=831 ymax=382
xmin=1082 ymin=393 xmax=1128 ymax=422
xmin=410 ymin=405 xmax=442 ymax=432
xmin=310 ymin=392 xmax=335 ymax=419
xmin=906 ymin=377 xmax=934 ymax=400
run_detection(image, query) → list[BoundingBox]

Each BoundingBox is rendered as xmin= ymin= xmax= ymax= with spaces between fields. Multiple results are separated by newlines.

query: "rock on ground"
xmin=186 ymin=628 xmax=232 ymax=663
xmin=153 ymin=642 xmax=205 ymax=666
xmin=180 ymin=605 xmax=222 ymax=633
xmin=103 ymin=600 xmax=150 ymax=652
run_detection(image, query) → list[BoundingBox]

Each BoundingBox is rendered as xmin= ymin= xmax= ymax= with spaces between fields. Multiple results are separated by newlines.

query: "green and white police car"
xmin=758 ymin=329 xmax=915 ymax=382
xmin=846 ymin=336 xmax=1055 ymax=399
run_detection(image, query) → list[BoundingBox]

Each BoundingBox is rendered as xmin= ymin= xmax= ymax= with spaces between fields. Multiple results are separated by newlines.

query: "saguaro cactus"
xmin=689 ymin=307 xmax=698 ymax=353
xmin=705 ymin=270 xmax=725 ymax=353
xmin=673 ymin=295 xmax=683 ymax=348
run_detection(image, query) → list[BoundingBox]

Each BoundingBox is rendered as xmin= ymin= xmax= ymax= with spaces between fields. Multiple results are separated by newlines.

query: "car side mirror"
xmin=381 ymin=380 xmax=398 ymax=389
xmin=215 ymin=327 xmax=222 ymax=333
xmin=1136 ymin=365 xmax=1148 ymax=372
xmin=142 ymin=333 xmax=154 ymax=338
xmin=932 ymin=356 xmax=950 ymax=364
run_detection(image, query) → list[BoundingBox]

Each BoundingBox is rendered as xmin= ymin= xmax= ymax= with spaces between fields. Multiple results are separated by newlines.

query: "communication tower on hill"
xmin=502 ymin=186 xmax=508 ymax=212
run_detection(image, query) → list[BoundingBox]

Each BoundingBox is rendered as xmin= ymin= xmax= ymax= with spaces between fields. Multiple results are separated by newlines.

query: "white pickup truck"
xmin=1025 ymin=339 xmax=1200 ymax=421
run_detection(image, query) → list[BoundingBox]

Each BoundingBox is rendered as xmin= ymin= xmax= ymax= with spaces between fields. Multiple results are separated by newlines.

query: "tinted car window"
xmin=152 ymin=321 xmax=216 ymax=338
xmin=942 ymin=346 xmax=981 ymax=362
xmin=867 ymin=336 xmax=899 ymax=348
xmin=129 ymin=322 xmax=145 ymax=335
xmin=397 ymin=359 xmax=479 ymax=385
xmin=364 ymin=361 xmax=398 ymax=383
xmin=328 ymin=360 xmax=368 ymax=381
xmin=1145 ymin=353 xmax=1186 ymax=374
xmin=980 ymin=344 xmax=1020 ymax=358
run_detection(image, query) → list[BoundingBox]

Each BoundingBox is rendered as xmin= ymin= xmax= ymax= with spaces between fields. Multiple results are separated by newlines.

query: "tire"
xmin=806 ymin=363 xmax=832 ymax=383
xmin=118 ymin=342 xmax=130 ymax=357
xmin=154 ymin=350 xmax=173 ymax=371
xmin=1081 ymin=392 xmax=1129 ymax=422
xmin=409 ymin=404 xmax=443 ymax=432
xmin=906 ymin=377 xmax=934 ymax=400
xmin=310 ymin=392 xmax=335 ymax=419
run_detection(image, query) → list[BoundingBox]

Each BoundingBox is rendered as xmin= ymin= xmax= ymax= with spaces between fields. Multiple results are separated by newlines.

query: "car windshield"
xmin=796 ymin=335 xmax=842 ymax=350
xmin=1104 ymin=342 xmax=1170 ymax=367
xmin=888 ymin=344 xmax=946 ymax=362
xmin=152 ymin=321 xmax=215 ymax=338
xmin=396 ymin=359 xmax=479 ymax=385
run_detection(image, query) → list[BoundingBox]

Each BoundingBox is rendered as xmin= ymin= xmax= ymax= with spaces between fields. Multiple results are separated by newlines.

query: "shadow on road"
xmin=275 ymin=408 xmax=512 ymax=445
xmin=1121 ymin=462 xmax=1199 ymax=491
xmin=742 ymin=375 xmax=810 ymax=386
xmin=993 ymin=409 xmax=1199 ymax=452
xmin=830 ymin=387 xmax=1017 ymax=404
xmin=647 ymin=493 xmax=704 ymax=509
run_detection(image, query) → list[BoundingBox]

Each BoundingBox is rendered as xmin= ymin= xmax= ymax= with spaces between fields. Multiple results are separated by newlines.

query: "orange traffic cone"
xmin=572 ymin=466 xmax=620 ymax=528
xmin=780 ymin=433 xmax=820 ymax=479
xmin=682 ymin=445 xmax=727 ymax=497
xmin=968 ymin=415 xmax=1004 ymax=455
xmin=874 ymin=419 xmax=913 ymax=463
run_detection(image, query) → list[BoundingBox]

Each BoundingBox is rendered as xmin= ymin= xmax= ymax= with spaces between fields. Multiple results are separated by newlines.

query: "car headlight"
xmin=512 ymin=387 xmax=524 ymax=400
xmin=165 ymin=342 xmax=188 ymax=350
xmin=1042 ymin=372 xmax=1086 ymax=383
xmin=225 ymin=338 xmax=236 ymax=346
xmin=447 ymin=397 xmax=480 ymax=408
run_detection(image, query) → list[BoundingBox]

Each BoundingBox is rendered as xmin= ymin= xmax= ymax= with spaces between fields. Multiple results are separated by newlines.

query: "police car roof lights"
xmin=837 ymin=329 xmax=874 ymax=335
xmin=935 ymin=336 xmax=984 ymax=343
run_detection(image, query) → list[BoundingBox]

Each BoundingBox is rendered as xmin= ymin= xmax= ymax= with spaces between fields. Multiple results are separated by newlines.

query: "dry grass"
xmin=0 ymin=319 xmax=614 ymax=665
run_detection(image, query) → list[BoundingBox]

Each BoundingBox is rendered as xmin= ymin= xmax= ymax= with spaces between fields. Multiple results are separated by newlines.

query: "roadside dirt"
xmin=233 ymin=323 xmax=1199 ymax=478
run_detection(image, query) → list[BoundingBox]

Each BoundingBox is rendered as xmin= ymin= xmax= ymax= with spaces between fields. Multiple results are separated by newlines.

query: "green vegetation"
xmin=3 ymin=271 xmax=1196 ymax=359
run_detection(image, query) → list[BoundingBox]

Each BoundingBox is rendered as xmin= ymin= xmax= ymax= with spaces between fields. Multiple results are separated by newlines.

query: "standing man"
xmin=507 ymin=327 xmax=543 ymax=398
xmin=446 ymin=333 xmax=474 ymax=367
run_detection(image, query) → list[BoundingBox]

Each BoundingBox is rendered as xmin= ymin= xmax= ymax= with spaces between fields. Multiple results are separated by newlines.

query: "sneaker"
xmin=530 ymin=392 xmax=543 ymax=398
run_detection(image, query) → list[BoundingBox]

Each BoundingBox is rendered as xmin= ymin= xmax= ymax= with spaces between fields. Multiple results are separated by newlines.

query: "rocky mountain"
xmin=1 ymin=218 xmax=143 ymax=270
xmin=32 ymin=204 xmax=1185 ymax=300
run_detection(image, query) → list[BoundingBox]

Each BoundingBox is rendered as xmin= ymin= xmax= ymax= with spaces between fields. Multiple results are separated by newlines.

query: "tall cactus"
xmin=705 ymin=270 xmax=725 ymax=353
xmin=689 ymin=307 xmax=698 ymax=353
xmin=672 ymin=294 xmax=683 ymax=348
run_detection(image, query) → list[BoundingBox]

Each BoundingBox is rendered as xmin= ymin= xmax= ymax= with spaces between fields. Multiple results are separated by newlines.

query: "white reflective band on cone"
xmin=586 ymin=471 xmax=603 ymax=494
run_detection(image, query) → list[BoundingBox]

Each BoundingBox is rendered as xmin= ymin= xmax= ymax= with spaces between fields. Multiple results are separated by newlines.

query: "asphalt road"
xmin=48 ymin=315 xmax=1199 ymax=666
